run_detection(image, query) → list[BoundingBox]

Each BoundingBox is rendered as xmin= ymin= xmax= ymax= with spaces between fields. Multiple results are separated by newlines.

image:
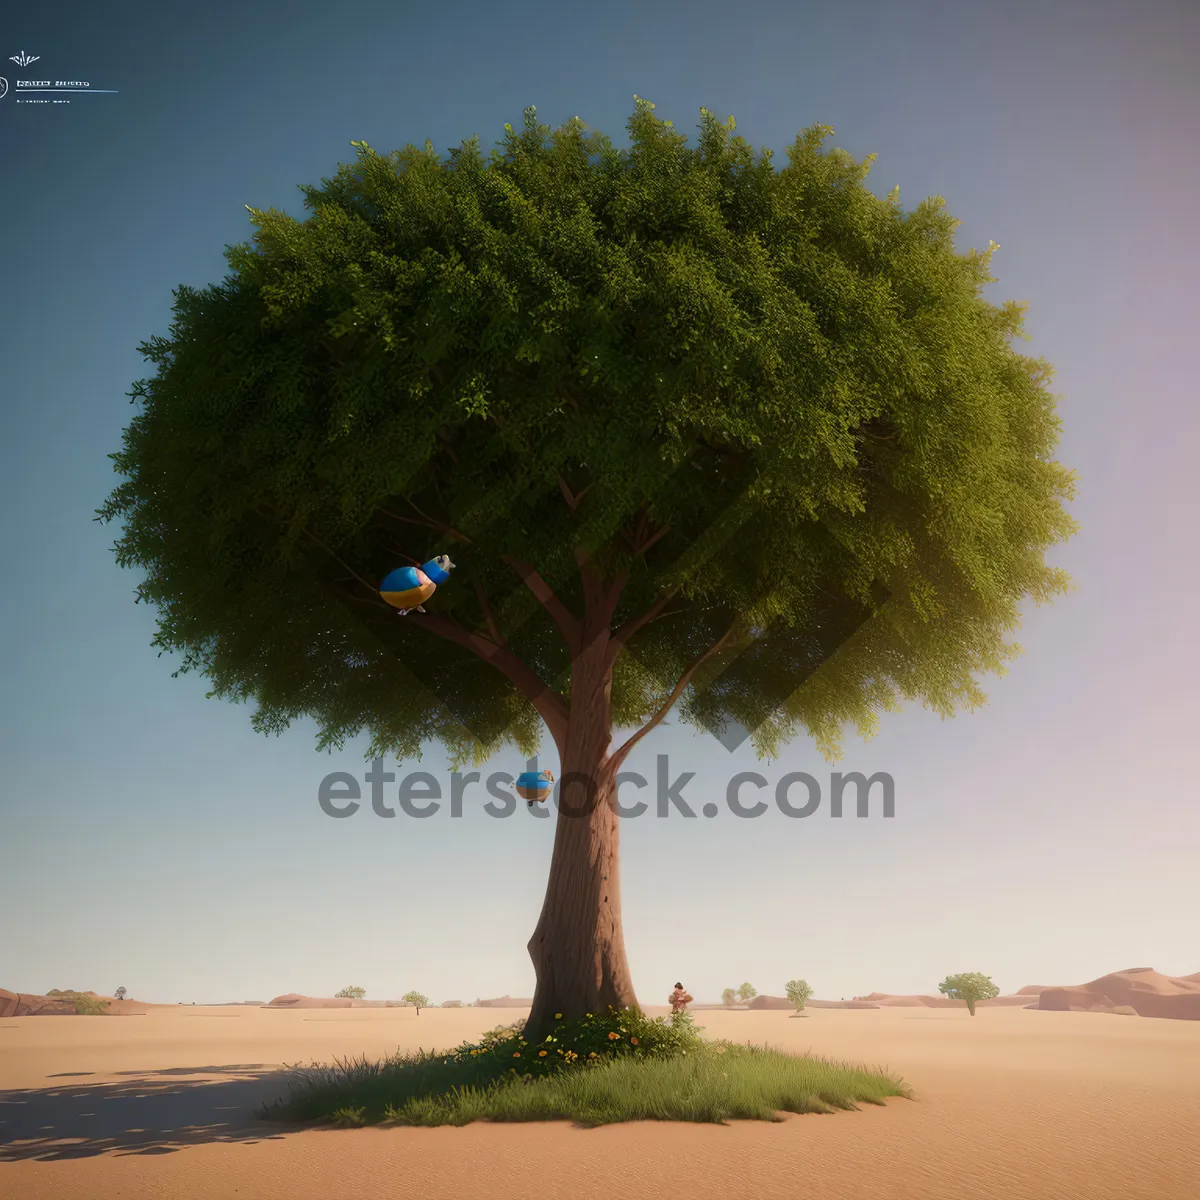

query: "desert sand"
xmin=3 ymin=1001 xmax=1199 ymax=1199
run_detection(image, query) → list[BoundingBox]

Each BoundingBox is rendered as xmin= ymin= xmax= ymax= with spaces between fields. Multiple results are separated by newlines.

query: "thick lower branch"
xmin=502 ymin=555 xmax=582 ymax=657
xmin=411 ymin=612 xmax=569 ymax=751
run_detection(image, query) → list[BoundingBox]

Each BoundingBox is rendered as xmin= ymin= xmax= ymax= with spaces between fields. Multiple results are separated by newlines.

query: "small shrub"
xmin=721 ymin=988 xmax=737 ymax=1006
xmin=329 ymin=1106 xmax=368 ymax=1128
xmin=464 ymin=1008 xmax=705 ymax=1082
xmin=335 ymin=986 xmax=367 ymax=1000
xmin=737 ymin=982 xmax=757 ymax=1003
xmin=70 ymin=993 xmax=109 ymax=1015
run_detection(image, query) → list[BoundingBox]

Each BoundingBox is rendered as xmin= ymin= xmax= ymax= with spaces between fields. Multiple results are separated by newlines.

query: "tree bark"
xmin=524 ymin=608 xmax=639 ymax=1038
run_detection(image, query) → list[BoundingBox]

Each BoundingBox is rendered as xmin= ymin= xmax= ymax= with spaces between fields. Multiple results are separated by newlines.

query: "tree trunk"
xmin=966 ymin=998 xmax=976 ymax=1016
xmin=524 ymin=622 xmax=639 ymax=1038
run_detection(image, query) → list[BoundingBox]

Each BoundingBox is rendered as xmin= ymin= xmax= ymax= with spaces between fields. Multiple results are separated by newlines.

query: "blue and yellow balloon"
xmin=515 ymin=770 xmax=555 ymax=805
xmin=380 ymin=555 xmax=455 ymax=614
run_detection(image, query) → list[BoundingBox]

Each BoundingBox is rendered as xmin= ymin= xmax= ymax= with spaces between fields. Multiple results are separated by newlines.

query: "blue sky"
xmin=1 ymin=0 xmax=1197 ymax=1006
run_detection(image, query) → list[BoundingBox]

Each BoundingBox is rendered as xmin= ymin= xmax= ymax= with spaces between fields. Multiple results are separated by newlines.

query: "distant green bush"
xmin=785 ymin=980 xmax=814 ymax=1012
xmin=937 ymin=972 xmax=1000 ymax=1016
xmin=335 ymin=986 xmax=367 ymax=1000
xmin=50 ymin=992 xmax=111 ymax=1015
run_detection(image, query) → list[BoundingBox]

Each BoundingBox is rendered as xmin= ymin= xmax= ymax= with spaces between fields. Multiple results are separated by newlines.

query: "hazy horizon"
xmin=2 ymin=0 xmax=1197 ymax=1009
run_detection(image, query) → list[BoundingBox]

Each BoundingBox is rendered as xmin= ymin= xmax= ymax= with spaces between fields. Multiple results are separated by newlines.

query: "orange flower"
xmin=513 ymin=1052 xmax=521 ymax=1057
xmin=608 ymin=1031 xmax=619 ymax=1040
xmin=539 ymin=1050 xmax=548 ymax=1057
xmin=630 ymin=1037 xmax=639 ymax=1045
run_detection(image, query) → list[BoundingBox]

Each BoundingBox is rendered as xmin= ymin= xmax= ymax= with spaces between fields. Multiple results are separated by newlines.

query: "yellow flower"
xmin=555 ymin=1012 xmax=563 ymax=1019
xmin=539 ymin=1050 xmax=548 ymax=1057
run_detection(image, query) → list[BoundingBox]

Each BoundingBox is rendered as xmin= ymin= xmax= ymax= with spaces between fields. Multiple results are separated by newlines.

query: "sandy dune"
xmin=0 ymin=990 xmax=156 ymax=1018
xmin=1036 ymin=967 xmax=1200 ymax=1019
xmin=264 ymin=993 xmax=411 ymax=1009
xmin=3 ymin=1003 xmax=1199 ymax=1199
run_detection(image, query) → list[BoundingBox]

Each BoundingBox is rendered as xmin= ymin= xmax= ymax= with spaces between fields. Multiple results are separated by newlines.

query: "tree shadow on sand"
xmin=0 ymin=1064 xmax=302 ymax=1161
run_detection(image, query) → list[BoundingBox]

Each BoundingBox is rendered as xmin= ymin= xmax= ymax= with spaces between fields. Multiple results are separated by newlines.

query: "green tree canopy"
xmin=938 ymin=972 xmax=1000 ymax=1016
xmin=785 ymin=979 xmax=813 ymax=1011
xmin=335 ymin=985 xmax=367 ymax=999
xmin=101 ymin=99 xmax=1075 ymax=1035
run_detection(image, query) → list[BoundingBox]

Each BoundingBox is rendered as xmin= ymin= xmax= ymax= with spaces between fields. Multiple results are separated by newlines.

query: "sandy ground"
xmin=2 ymin=1004 xmax=1198 ymax=1199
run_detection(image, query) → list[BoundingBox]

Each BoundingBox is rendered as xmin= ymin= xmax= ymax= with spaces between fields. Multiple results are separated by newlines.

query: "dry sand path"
xmin=2 ymin=1004 xmax=1198 ymax=1199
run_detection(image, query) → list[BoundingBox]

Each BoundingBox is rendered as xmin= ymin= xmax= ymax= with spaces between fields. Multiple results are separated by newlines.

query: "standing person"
xmin=669 ymin=982 xmax=693 ymax=1014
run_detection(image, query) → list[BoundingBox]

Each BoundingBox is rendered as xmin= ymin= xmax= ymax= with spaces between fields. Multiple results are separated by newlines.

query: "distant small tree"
xmin=938 ymin=972 xmax=999 ymax=1016
xmin=403 ymin=990 xmax=430 ymax=1014
xmin=721 ymin=987 xmax=737 ymax=1007
xmin=737 ymin=982 xmax=757 ymax=1003
xmin=785 ymin=979 xmax=813 ymax=1012
xmin=335 ymin=986 xmax=367 ymax=1000
xmin=114 ymin=986 xmax=127 ymax=1000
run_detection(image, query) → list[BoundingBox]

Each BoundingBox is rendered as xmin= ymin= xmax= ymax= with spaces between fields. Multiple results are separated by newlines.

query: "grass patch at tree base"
xmin=269 ymin=1030 xmax=910 ymax=1129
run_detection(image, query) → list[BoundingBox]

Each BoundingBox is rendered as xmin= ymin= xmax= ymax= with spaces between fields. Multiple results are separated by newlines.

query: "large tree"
xmin=101 ymin=99 xmax=1076 ymax=1037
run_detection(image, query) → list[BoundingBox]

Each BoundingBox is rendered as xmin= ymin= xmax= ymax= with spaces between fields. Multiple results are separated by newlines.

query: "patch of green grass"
xmin=46 ymin=990 xmax=111 ymax=1015
xmin=50 ymin=992 xmax=111 ymax=1015
xmin=268 ymin=1009 xmax=909 ymax=1129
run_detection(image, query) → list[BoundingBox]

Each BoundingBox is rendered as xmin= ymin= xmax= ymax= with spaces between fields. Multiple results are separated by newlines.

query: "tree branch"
xmin=376 ymin=506 xmax=474 ymax=546
xmin=608 ymin=587 xmax=682 ymax=663
xmin=557 ymin=475 xmax=593 ymax=513
xmin=473 ymin=579 xmax=505 ymax=646
xmin=409 ymin=611 xmax=569 ymax=750
xmin=501 ymin=555 xmax=582 ymax=656
xmin=260 ymin=503 xmax=565 ymax=750
xmin=262 ymin=507 xmax=383 ymax=601
xmin=635 ymin=523 xmax=672 ymax=556
xmin=608 ymin=619 xmax=740 ymax=771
